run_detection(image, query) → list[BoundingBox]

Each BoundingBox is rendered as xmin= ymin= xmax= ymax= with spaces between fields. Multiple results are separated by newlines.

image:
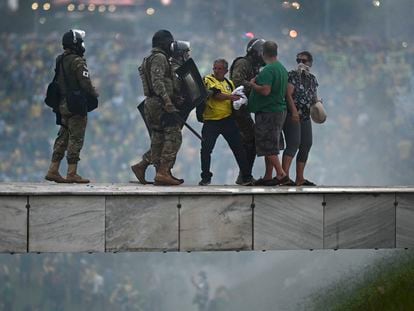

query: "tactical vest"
xmin=229 ymin=56 xmax=247 ymax=80
xmin=138 ymin=52 xmax=172 ymax=97
xmin=57 ymin=53 xmax=82 ymax=97
xmin=231 ymin=56 xmax=262 ymax=78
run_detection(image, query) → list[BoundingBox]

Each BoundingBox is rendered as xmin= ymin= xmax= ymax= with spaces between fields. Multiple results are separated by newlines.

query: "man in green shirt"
xmin=248 ymin=40 xmax=299 ymax=185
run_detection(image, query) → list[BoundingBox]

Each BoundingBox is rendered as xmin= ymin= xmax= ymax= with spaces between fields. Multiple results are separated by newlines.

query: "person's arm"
xmin=191 ymin=276 xmax=200 ymax=289
xmin=312 ymin=90 xmax=320 ymax=105
xmin=286 ymin=83 xmax=299 ymax=122
xmin=249 ymin=77 xmax=271 ymax=96
xmin=213 ymin=92 xmax=240 ymax=102
xmin=312 ymin=75 xmax=320 ymax=104
xmin=151 ymin=54 xmax=176 ymax=112
xmin=231 ymin=59 xmax=252 ymax=93
xmin=204 ymin=76 xmax=240 ymax=102
xmin=73 ymin=56 xmax=99 ymax=97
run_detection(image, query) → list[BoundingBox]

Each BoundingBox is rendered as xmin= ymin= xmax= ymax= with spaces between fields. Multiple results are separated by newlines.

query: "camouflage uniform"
xmin=51 ymin=51 xmax=98 ymax=164
xmin=141 ymin=58 xmax=186 ymax=165
xmin=143 ymin=48 xmax=182 ymax=169
xmin=230 ymin=55 xmax=261 ymax=174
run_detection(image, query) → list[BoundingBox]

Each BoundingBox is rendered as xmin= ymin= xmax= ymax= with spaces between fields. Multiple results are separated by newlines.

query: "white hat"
xmin=310 ymin=101 xmax=327 ymax=124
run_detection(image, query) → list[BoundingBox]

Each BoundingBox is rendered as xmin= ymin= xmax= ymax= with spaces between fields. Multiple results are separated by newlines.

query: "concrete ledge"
xmin=0 ymin=183 xmax=413 ymax=252
xmin=1 ymin=183 xmax=413 ymax=195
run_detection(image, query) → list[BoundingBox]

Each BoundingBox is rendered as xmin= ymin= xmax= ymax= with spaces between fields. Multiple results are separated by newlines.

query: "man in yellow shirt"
xmin=199 ymin=59 xmax=253 ymax=186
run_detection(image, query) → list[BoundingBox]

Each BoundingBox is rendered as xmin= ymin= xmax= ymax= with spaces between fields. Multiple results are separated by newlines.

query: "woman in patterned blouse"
xmin=282 ymin=51 xmax=319 ymax=186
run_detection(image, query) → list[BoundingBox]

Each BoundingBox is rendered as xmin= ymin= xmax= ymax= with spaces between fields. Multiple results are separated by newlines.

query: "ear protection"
xmin=71 ymin=29 xmax=86 ymax=43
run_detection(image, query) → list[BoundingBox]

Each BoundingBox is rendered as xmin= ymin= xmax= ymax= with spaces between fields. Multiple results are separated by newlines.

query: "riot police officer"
xmin=45 ymin=29 xmax=98 ymax=183
xmin=170 ymin=40 xmax=192 ymax=123
xmin=131 ymin=30 xmax=182 ymax=186
xmin=230 ymin=38 xmax=265 ymax=184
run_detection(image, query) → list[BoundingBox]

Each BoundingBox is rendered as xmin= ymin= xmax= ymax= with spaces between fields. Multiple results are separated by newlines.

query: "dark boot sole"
xmin=154 ymin=178 xmax=181 ymax=186
xmin=65 ymin=180 xmax=90 ymax=184
xmin=45 ymin=175 xmax=68 ymax=183
xmin=131 ymin=166 xmax=153 ymax=184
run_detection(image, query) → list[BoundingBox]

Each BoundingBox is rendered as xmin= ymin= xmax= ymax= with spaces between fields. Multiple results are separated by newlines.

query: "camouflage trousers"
xmin=51 ymin=101 xmax=87 ymax=164
xmin=233 ymin=105 xmax=256 ymax=172
xmin=143 ymin=99 xmax=182 ymax=169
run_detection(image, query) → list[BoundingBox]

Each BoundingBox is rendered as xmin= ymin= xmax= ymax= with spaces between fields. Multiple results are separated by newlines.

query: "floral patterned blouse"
xmin=288 ymin=70 xmax=319 ymax=121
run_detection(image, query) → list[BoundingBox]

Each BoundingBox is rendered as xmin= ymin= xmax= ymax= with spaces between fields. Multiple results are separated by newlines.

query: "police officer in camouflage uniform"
xmin=132 ymin=40 xmax=191 ymax=185
xmin=230 ymin=38 xmax=265 ymax=184
xmin=131 ymin=30 xmax=182 ymax=186
xmin=45 ymin=29 xmax=98 ymax=184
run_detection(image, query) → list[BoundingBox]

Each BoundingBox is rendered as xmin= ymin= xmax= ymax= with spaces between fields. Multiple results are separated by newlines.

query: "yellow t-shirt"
xmin=203 ymin=74 xmax=235 ymax=121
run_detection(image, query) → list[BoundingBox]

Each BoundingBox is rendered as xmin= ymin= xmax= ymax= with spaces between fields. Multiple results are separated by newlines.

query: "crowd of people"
xmin=0 ymin=254 xmax=232 ymax=311
xmin=0 ymin=30 xmax=413 ymax=185
xmin=0 ymin=254 xmax=153 ymax=310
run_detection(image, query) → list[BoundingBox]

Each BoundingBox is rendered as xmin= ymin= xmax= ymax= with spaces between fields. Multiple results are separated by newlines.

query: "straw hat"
xmin=310 ymin=101 xmax=327 ymax=123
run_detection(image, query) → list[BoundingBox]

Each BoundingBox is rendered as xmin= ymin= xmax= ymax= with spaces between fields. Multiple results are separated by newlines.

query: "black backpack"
xmin=44 ymin=57 xmax=62 ymax=111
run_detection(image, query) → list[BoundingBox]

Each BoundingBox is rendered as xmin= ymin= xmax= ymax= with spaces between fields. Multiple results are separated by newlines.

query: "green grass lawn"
xmin=308 ymin=251 xmax=414 ymax=311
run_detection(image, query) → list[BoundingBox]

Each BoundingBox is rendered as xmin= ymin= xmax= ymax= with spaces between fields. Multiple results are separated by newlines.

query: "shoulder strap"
xmin=224 ymin=77 xmax=234 ymax=92
xmin=60 ymin=54 xmax=78 ymax=92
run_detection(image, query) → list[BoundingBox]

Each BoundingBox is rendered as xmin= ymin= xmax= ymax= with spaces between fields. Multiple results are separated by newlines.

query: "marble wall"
xmin=0 ymin=191 xmax=413 ymax=252
xmin=396 ymin=193 xmax=414 ymax=248
xmin=106 ymin=196 xmax=179 ymax=252
xmin=0 ymin=196 xmax=27 ymax=253
xmin=29 ymin=196 xmax=105 ymax=252
xmin=180 ymin=196 xmax=252 ymax=251
xmin=254 ymin=194 xmax=324 ymax=250
xmin=324 ymin=194 xmax=395 ymax=249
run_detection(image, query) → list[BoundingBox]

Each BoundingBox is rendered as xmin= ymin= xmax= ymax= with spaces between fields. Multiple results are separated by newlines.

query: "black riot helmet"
xmin=171 ymin=40 xmax=191 ymax=62
xmin=246 ymin=38 xmax=265 ymax=65
xmin=152 ymin=29 xmax=174 ymax=55
xmin=62 ymin=29 xmax=86 ymax=56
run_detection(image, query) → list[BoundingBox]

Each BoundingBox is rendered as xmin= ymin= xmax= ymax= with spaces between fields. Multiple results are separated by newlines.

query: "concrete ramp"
xmin=0 ymin=183 xmax=413 ymax=253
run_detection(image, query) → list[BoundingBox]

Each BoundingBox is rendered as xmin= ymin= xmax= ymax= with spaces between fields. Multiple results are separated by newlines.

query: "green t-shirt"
xmin=248 ymin=61 xmax=288 ymax=113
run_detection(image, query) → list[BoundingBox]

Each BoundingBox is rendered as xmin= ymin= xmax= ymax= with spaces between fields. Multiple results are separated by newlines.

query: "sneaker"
xmin=235 ymin=174 xmax=243 ymax=185
xmin=198 ymin=178 xmax=211 ymax=186
xmin=239 ymin=176 xmax=255 ymax=186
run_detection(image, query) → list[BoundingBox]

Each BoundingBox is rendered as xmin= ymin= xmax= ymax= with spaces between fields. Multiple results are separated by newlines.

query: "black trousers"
xmin=200 ymin=117 xmax=252 ymax=180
